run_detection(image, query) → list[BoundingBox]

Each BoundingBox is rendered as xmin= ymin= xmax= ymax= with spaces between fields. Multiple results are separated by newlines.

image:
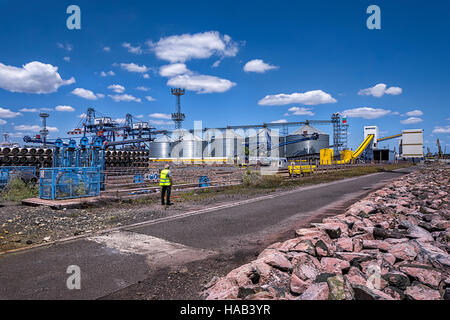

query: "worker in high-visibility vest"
xmin=159 ymin=164 xmax=173 ymax=206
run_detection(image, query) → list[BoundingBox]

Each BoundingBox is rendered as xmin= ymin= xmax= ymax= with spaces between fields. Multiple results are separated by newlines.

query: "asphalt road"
xmin=0 ymin=167 xmax=415 ymax=300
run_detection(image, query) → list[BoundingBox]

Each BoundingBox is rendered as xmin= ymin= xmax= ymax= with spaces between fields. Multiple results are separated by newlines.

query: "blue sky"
xmin=0 ymin=0 xmax=449 ymax=152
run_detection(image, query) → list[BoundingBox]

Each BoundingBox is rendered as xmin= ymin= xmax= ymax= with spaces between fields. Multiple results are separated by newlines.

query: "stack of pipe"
xmin=0 ymin=147 xmax=53 ymax=168
xmin=104 ymin=149 xmax=149 ymax=168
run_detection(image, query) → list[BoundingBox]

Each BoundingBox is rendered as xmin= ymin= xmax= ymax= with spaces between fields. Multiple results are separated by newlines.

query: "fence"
xmin=39 ymin=167 xmax=101 ymax=200
xmin=0 ymin=166 xmax=37 ymax=189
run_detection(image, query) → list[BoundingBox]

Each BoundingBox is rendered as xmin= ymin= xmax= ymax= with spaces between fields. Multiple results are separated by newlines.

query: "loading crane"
xmin=437 ymin=139 xmax=443 ymax=159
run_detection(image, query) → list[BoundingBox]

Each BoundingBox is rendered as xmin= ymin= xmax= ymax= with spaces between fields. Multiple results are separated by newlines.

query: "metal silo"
xmin=286 ymin=124 xmax=329 ymax=158
xmin=204 ymin=129 xmax=244 ymax=159
xmin=149 ymin=135 xmax=173 ymax=158
xmin=171 ymin=132 xmax=203 ymax=159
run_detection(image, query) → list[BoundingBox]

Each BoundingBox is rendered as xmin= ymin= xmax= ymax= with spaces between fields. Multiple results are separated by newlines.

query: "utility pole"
xmin=39 ymin=113 xmax=49 ymax=147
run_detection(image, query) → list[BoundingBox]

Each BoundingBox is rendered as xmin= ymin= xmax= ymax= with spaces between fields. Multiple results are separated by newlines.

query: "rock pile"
xmin=202 ymin=166 xmax=450 ymax=300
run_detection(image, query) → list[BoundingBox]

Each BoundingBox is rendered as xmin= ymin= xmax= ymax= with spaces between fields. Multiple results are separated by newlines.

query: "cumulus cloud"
xmin=145 ymin=96 xmax=156 ymax=101
xmin=342 ymin=107 xmax=391 ymax=119
xmin=243 ymin=59 xmax=278 ymax=73
xmin=136 ymin=86 xmax=149 ymax=91
xmin=149 ymin=119 xmax=173 ymax=126
xmin=0 ymin=61 xmax=75 ymax=94
xmin=100 ymin=70 xmax=115 ymax=77
xmin=271 ymin=119 xmax=287 ymax=124
xmin=167 ymin=74 xmax=236 ymax=94
xmin=108 ymin=94 xmax=141 ymax=103
xmin=15 ymin=124 xmax=58 ymax=132
xmin=405 ymin=109 xmax=423 ymax=117
xmin=55 ymin=105 xmax=75 ymax=112
xmin=400 ymin=117 xmax=423 ymax=124
xmin=63 ymin=57 xmax=70 ymax=62
xmin=108 ymin=84 xmax=125 ymax=93
xmin=103 ymin=47 xmax=111 ymax=52
xmin=149 ymin=31 xmax=238 ymax=63
xmin=432 ymin=125 xmax=450 ymax=133
xmin=71 ymin=88 xmax=104 ymax=100
xmin=159 ymin=63 xmax=190 ymax=77
xmin=287 ymin=107 xmax=315 ymax=116
xmin=0 ymin=107 xmax=22 ymax=118
xmin=258 ymin=90 xmax=337 ymax=106
xmin=358 ymin=83 xmax=402 ymax=97
xmin=143 ymin=74 xmax=150 ymax=79
xmin=120 ymin=63 xmax=149 ymax=73
xmin=0 ymin=119 xmax=6 ymax=125
xmin=122 ymin=42 xmax=143 ymax=54
xmin=149 ymin=113 xmax=171 ymax=119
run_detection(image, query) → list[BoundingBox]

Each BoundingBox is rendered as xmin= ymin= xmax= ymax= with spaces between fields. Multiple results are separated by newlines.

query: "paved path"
xmin=0 ymin=167 xmax=415 ymax=299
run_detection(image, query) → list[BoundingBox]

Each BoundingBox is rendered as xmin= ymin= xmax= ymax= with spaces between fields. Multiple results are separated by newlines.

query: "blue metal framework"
xmin=0 ymin=166 xmax=37 ymax=189
xmin=39 ymin=167 xmax=101 ymax=200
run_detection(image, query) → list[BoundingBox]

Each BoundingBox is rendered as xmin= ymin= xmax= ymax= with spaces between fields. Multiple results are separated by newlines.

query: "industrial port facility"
xmin=0 ymin=89 xmax=425 ymax=202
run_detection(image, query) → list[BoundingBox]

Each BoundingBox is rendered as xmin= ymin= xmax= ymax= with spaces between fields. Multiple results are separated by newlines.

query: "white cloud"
xmin=149 ymin=31 xmax=238 ymax=63
xmin=149 ymin=113 xmax=171 ymax=119
xmin=77 ymin=113 xmax=86 ymax=119
xmin=0 ymin=61 xmax=75 ymax=94
xmin=243 ymin=59 xmax=278 ymax=73
xmin=212 ymin=60 xmax=221 ymax=68
xmin=287 ymin=107 xmax=315 ymax=116
xmin=159 ymin=63 xmax=190 ymax=77
xmin=405 ymin=109 xmax=423 ymax=117
xmin=120 ymin=63 xmax=149 ymax=73
xmin=55 ymin=105 xmax=75 ymax=112
xmin=432 ymin=126 xmax=450 ymax=134
xmin=108 ymin=94 xmax=142 ymax=103
xmin=100 ymin=70 xmax=115 ymax=77
xmin=19 ymin=108 xmax=39 ymax=113
xmin=0 ymin=107 xmax=22 ymax=118
xmin=136 ymin=86 xmax=149 ymax=91
xmin=122 ymin=42 xmax=143 ymax=54
xmin=271 ymin=119 xmax=287 ymax=124
xmin=145 ymin=96 xmax=156 ymax=101
xmin=63 ymin=57 xmax=70 ymax=62
xmin=71 ymin=88 xmax=104 ymax=100
xmin=103 ymin=47 xmax=111 ymax=52
xmin=57 ymin=43 xmax=73 ymax=51
xmin=107 ymin=84 xmax=125 ymax=93
xmin=149 ymin=119 xmax=173 ymax=126
xmin=258 ymin=90 xmax=337 ymax=106
xmin=358 ymin=83 xmax=402 ymax=97
xmin=167 ymin=74 xmax=236 ymax=94
xmin=136 ymin=114 xmax=144 ymax=119
xmin=143 ymin=74 xmax=150 ymax=79
xmin=0 ymin=119 xmax=6 ymax=125
xmin=400 ymin=117 xmax=423 ymax=124
xmin=342 ymin=107 xmax=391 ymax=119
xmin=15 ymin=125 xmax=58 ymax=132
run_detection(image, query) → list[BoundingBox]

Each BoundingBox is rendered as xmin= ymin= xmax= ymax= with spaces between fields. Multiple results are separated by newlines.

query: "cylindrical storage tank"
xmin=285 ymin=125 xmax=329 ymax=158
xmin=45 ymin=149 xmax=52 ymax=155
xmin=37 ymin=148 xmax=44 ymax=155
xmin=175 ymin=133 xmax=203 ymax=159
xmin=12 ymin=147 xmax=19 ymax=155
xmin=149 ymin=135 xmax=173 ymax=158
xmin=2 ymin=147 xmax=11 ymax=155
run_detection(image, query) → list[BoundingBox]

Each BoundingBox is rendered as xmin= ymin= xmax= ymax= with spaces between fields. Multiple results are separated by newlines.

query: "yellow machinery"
xmin=288 ymin=164 xmax=316 ymax=176
xmin=320 ymin=134 xmax=374 ymax=165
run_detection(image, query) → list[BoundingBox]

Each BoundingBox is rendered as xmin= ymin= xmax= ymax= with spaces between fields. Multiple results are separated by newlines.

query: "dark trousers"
xmin=161 ymin=185 xmax=171 ymax=205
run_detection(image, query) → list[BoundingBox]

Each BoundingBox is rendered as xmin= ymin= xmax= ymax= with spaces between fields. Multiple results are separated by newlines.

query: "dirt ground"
xmin=0 ymin=186 xmax=274 ymax=252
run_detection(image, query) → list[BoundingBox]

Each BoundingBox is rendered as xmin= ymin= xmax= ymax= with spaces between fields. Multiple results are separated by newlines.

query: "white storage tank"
xmin=149 ymin=134 xmax=173 ymax=158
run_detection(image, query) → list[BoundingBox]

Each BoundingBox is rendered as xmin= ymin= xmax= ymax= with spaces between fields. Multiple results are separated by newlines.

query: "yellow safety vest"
xmin=159 ymin=169 xmax=171 ymax=186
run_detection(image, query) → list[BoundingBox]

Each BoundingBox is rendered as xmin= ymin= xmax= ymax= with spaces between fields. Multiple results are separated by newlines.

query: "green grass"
xmin=0 ymin=178 xmax=39 ymax=202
